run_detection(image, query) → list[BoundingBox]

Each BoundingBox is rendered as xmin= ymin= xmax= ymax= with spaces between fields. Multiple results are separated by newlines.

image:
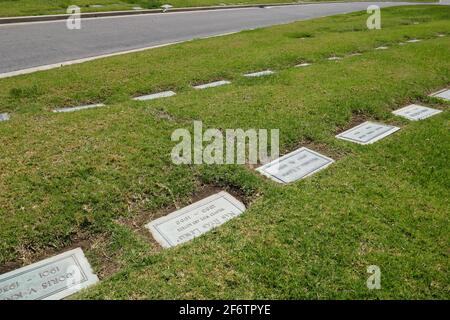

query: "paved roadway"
xmin=0 ymin=2 xmax=430 ymax=76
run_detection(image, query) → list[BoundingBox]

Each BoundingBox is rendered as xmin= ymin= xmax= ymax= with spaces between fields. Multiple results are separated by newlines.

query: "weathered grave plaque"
xmin=133 ymin=90 xmax=176 ymax=101
xmin=256 ymin=147 xmax=334 ymax=184
xmin=244 ymin=70 xmax=275 ymax=77
xmin=146 ymin=191 xmax=245 ymax=248
xmin=375 ymin=46 xmax=389 ymax=50
xmin=295 ymin=63 xmax=311 ymax=67
xmin=194 ymin=80 xmax=231 ymax=90
xmin=336 ymin=121 xmax=400 ymax=145
xmin=0 ymin=248 xmax=98 ymax=300
xmin=53 ymin=103 xmax=105 ymax=113
xmin=0 ymin=113 xmax=10 ymax=122
xmin=328 ymin=56 xmax=342 ymax=61
xmin=430 ymin=89 xmax=450 ymax=101
xmin=393 ymin=104 xmax=442 ymax=121
xmin=406 ymin=39 xmax=421 ymax=43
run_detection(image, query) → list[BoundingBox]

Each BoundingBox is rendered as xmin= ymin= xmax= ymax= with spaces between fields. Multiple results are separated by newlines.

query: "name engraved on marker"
xmin=393 ymin=104 xmax=442 ymax=121
xmin=146 ymin=192 xmax=245 ymax=248
xmin=256 ymin=147 xmax=334 ymax=184
xmin=0 ymin=248 xmax=98 ymax=300
xmin=336 ymin=121 xmax=400 ymax=145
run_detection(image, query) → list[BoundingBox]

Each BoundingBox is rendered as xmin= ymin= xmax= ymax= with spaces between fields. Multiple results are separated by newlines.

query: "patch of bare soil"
xmin=116 ymin=182 xmax=252 ymax=249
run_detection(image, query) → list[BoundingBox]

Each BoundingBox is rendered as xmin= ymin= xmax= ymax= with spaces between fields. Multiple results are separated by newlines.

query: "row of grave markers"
xmin=146 ymin=94 xmax=448 ymax=248
xmin=0 ymin=39 xmax=448 ymax=301
xmin=0 ymin=36 xmax=443 ymax=119
xmin=1 ymin=91 xmax=447 ymax=301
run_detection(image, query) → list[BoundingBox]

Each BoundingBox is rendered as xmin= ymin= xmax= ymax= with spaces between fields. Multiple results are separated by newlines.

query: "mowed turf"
xmin=0 ymin=6 xmax=448 ymax=299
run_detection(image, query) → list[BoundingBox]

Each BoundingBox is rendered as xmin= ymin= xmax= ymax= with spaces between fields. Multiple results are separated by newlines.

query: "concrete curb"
xmin=0 ymin=1 xmax=367 ymax=24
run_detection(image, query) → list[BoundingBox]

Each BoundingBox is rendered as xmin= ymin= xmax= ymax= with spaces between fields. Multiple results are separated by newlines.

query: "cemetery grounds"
xmin=0 ymin=5 xmax=448 ymax=299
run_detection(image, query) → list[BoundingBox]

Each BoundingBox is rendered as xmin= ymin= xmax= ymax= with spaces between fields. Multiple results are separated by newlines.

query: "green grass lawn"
xmin=0 ymin=5 xmax=449 ymax=299
xmin=0 ymin=0 xmax=437 ymax=18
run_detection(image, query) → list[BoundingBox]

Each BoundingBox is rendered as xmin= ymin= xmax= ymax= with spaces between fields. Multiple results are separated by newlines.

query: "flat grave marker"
xmin=256 ymin=147 xmax=334 ymax=184
xmin=193 ymin=80 xmax=231 ymax=90
xmin=0 ymin=113 xmax=10 ymax=122
xmin=133 ymin=90 xmax=176 ymax=101
xmin=375 ymin=46 xmax=389 ymax=50
xmin=0 ymin=248 xmax=98 ymax=300
xmin=53 ymin=103 xmax=105 ymax=113
xmin=430 ymin=88 xmax=450 ymax=101
xmin=295 ymin=63 xmax=311 ymax=67
xmin=406 ymin=39 xmax=421 ymax=43
xmin=336 ymin=121 xmax=400 ymax=145
xmin=328 ymin=56 xmax=342 ymax=61
xmin=244 ymin=70 xmax=275 ymax=77
xmin=146 ymin=191 xmax=245 ymax=248
xmin=393 ymin=104 xmax=442 ymax=121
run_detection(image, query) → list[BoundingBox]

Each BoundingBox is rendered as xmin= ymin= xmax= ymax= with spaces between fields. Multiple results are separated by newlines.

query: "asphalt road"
xmin=0 ymin=2 xmax=426 ymax=75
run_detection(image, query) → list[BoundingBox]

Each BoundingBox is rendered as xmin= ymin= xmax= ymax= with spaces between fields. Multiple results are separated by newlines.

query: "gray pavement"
xmin=0 ymin=2 xmax=428 ymax=75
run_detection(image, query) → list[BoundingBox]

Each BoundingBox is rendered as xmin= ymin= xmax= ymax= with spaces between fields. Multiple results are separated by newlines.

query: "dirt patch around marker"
xmin=334 ymin=112 xmax=373 ymax=135
xmin=247 ymin=135 xmax=348 ymax=173
xmin=0 ymin=181 xmax=253 ymax=279
xmin=292 ymin=137 xmax=348 ymax=161
xmin=0 ymin=234 xmax=101 ymax=275
xmin=149 ymin=108 xmax=178 ymax=122
xmin=334 ymin=110 xmax=407 ymax=135
xmin=116 ymin=182 xmax=250 ymax=249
